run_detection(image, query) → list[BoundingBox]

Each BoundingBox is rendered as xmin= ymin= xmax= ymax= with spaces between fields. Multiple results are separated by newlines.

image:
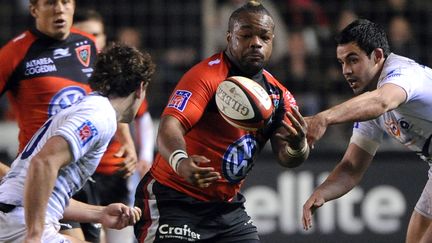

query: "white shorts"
xmin=0 ymin=206 xmax=71 ymax=243
xmin=415 ymin=178 xmax=432 ymax=219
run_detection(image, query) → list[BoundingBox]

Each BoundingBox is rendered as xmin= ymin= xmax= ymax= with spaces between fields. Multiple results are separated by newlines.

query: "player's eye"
xmin=349 ymin=58 xmax=358 ymax=64
xmin=261 ymin=35 xmax=272 ymax=42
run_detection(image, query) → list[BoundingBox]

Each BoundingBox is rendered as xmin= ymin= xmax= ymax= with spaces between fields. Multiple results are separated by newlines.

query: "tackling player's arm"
xmin=157 ymin=115 xmax=220 ymax=188
xmin=306 ymin=83 xmax=406 ymax=146
xmin=24 ymin=136 xmax=73 ymax=242
xmin=63 ymin=199 xmax=141 ymax=229
xmin=272 ymin=107 xmax=309 ymax=168
xmin=302 ymin=143 xmax=374 ymax=230
xmin=114 ymin=122 xmax=138 ymax=178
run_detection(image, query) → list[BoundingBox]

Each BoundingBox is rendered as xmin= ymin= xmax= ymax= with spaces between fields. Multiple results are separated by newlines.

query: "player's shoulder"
xmin=183 ymin=52 xmax=229 ymax=81
xmin=69 ymin=27 xmax=97 ymax=44
xmin=1 ymin=30 xmax=36 ymax=50
xmin=0 ymin=30 xmax=37 ymax=63
xmin=177 ymin=53 xmax=228 ymax=89
xmin=263 ymin=69 xmax=289 ymax=92
xmin=72 ymin=95 xmax=116 ymax=131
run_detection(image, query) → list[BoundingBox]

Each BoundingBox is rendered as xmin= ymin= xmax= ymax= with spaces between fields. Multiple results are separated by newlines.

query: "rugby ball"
xmin=215 ymin=76 xmax=273 ymax=131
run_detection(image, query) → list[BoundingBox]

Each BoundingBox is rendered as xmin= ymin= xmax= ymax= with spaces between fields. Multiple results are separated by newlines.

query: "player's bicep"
xmin=34 ymin=136 xmax=74 ymax=170
xmin=377 ymin=83 xmax=407 ymax=110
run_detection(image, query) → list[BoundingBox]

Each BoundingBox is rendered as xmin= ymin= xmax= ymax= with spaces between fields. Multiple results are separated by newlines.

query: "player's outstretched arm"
xmin=306 ymin=83 xmax=406 ymax=147
xmin=63 ymin=199 xmax=142 ymax=229
xmin=301 ymin=143 xmax=374 ymax=230
xmin=272 ymin=106 xmax=309 ymax=168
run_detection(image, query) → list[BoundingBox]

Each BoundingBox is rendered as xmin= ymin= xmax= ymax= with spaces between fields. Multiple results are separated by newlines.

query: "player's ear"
xmin=29 ymin=4 xmax=38 ymax=18
xmin=373 ymin=48 xmax=384 ymax=64
xmin=226 ymin=31 xmax=232 ymax=42
xmin=136 ymin=82 xmax=148 ymax=99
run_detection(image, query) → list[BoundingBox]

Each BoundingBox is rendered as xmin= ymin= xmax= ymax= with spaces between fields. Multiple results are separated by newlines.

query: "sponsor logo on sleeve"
xmin=76 ymin=120 xmax=98 ymax=147
xmin=167 ymin=90 xmax=192 ymax=112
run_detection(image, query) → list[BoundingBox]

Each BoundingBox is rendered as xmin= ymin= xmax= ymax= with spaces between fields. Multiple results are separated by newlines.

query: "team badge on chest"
xmin=75 ymin=45 xmax=91 ymax=67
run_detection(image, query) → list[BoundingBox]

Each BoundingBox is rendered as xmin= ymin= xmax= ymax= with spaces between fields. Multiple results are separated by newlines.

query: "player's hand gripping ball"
xmin=215 ymin=76 xmax=273 ymax=131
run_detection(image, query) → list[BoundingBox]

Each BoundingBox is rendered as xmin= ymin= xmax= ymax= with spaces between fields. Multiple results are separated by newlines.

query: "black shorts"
xmin=134 ymin=173 xmax=259 ymax=243
xmin=92 ymin=172 xmax=130 ymax=206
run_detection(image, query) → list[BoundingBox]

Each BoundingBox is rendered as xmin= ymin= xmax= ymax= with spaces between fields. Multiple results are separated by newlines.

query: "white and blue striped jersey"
xmin=0 ymin=93 xmax=117 ymax=224
xmin=352 ymin=53 xmax=432 ymax=165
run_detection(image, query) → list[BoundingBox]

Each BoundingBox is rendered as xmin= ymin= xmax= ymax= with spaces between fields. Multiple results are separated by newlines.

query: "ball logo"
xmin=216 ymin=82 xmax=253 ymax=120
xmin=48 ymin=86 xmax=86 ymax=117
xmin=222 ymin=134 xmax=258 ymax=183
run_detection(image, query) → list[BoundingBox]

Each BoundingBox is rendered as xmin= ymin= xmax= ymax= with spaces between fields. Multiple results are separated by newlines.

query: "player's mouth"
xmin=347 ymin=78 xmax=359 ymax=89
xmin=246 ymin=52 xmax=264 ymax=61
xmin=54 ymin=19 xmax=66 ymax=28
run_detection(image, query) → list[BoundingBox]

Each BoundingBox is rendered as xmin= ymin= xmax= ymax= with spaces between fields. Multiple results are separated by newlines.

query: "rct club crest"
xmin=75 ymin=44 xmax=91 ymax=67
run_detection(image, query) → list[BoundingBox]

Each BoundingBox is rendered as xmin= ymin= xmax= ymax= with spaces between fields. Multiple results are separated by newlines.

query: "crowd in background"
xmin=1 ymin=0 xmax=431 ymax=149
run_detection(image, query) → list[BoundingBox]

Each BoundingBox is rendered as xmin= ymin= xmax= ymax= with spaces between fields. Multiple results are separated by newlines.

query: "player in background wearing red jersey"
xmin=134 ymin=1 xmax=309 ymax=242
xmin=73 ymin=10 xmax=156 ymax=243
xmin=0 ymin=1 xmax=138 ymax=242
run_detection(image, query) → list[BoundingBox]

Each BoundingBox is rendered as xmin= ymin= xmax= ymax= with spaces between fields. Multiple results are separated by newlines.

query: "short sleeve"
xmin=352 ymin=120 xmax=383 ymax=145
xmin=162 ymin=69 xmax=218 ymax=130
xmin=54 ymin=109 xmax=115 ymax=161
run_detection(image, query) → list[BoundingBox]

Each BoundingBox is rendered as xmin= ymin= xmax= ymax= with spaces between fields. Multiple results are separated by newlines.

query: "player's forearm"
xmin=315 ymin=162 xmax=363 ymax=202
xmin=116 ymin=123 xmax=135 ymax=147
xmin=0 ymin=162 xmax=10 ymax=179
xmin=63 ymin=199 xmax=104 ymax=223
xmin=321 ymin=90 xmax=390 ymax=125
xmin=24 ymin=156 xmax=58 ymax=238
xmin=157 ymin=116 xmax=187 ymax=160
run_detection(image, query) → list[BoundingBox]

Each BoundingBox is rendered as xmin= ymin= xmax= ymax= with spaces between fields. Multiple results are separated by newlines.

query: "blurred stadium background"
xmin=1 ymin=0 xmax=431 ymax=242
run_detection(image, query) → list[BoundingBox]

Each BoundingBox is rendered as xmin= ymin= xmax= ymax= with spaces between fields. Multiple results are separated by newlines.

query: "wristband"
xmin=286 ymin=141 xmax=309 ymax=158
xmin=168 ymin=150 xmax=188 ymax=173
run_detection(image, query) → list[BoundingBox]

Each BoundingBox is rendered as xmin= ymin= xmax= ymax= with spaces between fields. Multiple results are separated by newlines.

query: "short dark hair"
xmin=335 ymin=19 xmax=391 ymax=58
xmin=30 ymin=0 xmax=75 ymax=5
xmin=228 ymin=0 xmax=274 ymax=32
xmin=74 ymin=9 xmax=103 ymax=24
xmin=89 ymin=43 xmax=155 ymax=97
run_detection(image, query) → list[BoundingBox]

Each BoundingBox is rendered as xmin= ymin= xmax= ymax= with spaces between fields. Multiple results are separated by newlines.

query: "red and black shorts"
xmin=134 ymin=173 xmax=260 ymax=243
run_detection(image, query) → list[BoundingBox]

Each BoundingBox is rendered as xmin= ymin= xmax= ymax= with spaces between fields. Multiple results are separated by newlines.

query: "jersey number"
xmin=21 ymin=120 xmax=53 ymax=160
